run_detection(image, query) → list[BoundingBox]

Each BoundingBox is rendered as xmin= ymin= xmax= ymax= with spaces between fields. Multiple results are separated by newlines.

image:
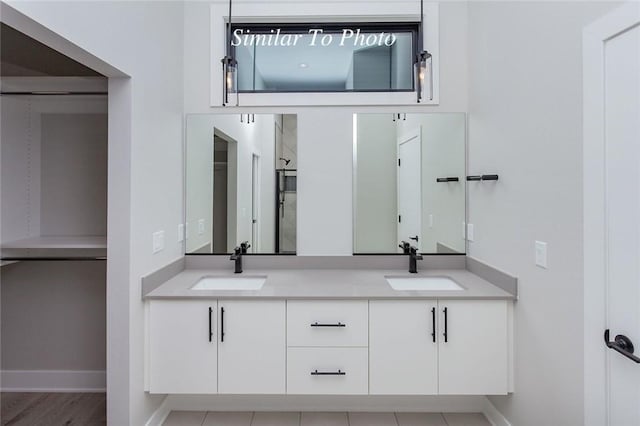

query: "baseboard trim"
xmin=151 ymin=394 xmax=485 ymax=414
xmin=145 ymin=395 xmax=171 ymax=426
xmin=483 ymin=397 xmax=512 ymax=426
xmin=1 ymin=370 xmax=106 ymax=392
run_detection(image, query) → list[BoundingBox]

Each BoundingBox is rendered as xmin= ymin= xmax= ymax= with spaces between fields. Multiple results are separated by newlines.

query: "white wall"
xmin=1 ymin=261 xmax=106 ymax=372
xmin=184 ymin=0 xmax=469 ymax=255
xmin=354 ymin=114 xmax=398 ymax=252
xmin=4 ymin=2 xmax=185 ymax=425
xmin=185 ymin=115 xmax=215 ymax=253
xmin=466 ymin=2 xmax=619 ymax=425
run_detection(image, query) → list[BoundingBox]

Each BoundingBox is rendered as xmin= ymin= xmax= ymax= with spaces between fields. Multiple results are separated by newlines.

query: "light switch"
xmin=467 ymin=223 xmax=475 ymax=242
xmin=429 ymin=214 xmax=434 ymax=228
xmin=535 ymin=241 xmax=548 ymax=268
xmin=153 ymin=230 xmax=165 ymax=254
xmin=178 ymin=224 xmax=184 ymax=242
xmin=198 ymin=219 xmax=205 ymax=235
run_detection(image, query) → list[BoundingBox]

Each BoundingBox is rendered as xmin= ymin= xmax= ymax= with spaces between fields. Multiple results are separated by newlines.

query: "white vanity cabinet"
xmin=147 ymin=297 xmax=510 ymax=396
xmin=437 ymin=299 xmax=508 ymax=395
xmin=369 ymin=299 xmax=509 ymax=396
xmin=286 ymin=300 xmax=369 ymax=394
xmin=217 ymin=300 xmax=286 ymax=394
xmin=148 ymin=300 xmax=218 ymax=394
xmin=369 ymin=300 xmax=439 ymax=394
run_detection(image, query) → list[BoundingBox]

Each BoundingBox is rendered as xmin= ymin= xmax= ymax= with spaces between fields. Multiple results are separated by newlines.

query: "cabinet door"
xmin=438 ymin=300 xmax=508 ymax=395
xmin=149 ymin=300 xmax=217 ymax=394
xmin=218 ymin=300 xmax=286 ymax=394
xmin=369 ymin=300 xmax=438 ymax=394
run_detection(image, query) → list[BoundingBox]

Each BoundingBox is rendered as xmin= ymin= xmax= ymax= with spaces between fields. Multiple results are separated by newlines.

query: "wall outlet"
xmin=535 ymin=241 xmax=548 ymax=268
xmin=152 ymin=230 xmax=165 ymax=254
xmin=178 ymin=224 xmax=184 ymax=242
xmin=467 ymin=223 xmax=475 ymax=242
xmin=198 ymin=219 xmax=205 ymax=235
xmin=429 ymin=214 xmax=434 ymax=228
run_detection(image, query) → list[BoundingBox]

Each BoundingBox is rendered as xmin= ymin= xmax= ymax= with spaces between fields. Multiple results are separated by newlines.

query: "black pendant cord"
xmin=227 ymin=0 xmax=232 ymax=58
xmin=420 ymin=0 xmax=424 ymax=53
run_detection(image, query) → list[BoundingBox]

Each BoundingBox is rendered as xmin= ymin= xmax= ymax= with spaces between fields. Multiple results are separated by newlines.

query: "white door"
xmin=437 ymin=300 xmax=508 ymax=395
xmin=369 ymin=300 xmax=438 ymax=395
xmin=397 ymin=128 xmax=422 ymax=251
xmin=148 ymin=300 xmax=217 ymax=394
xmin=584 ymin=4 xmax=640 ymax=425
xmin=218 ymin=300 xmax=286 ymax=394
xmin=251 ymin=154 xmax=260 ymax=253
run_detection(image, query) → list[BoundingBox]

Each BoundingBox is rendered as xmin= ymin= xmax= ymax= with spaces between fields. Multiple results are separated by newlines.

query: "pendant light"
xmin=221 ymin=0 xmax=238 ymax=106
xmin=416 ymin=0 xmax=433 ymax=103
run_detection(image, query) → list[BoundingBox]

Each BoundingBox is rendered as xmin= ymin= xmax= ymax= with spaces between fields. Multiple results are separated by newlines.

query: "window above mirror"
xmin=230 ymin=22 xmax=419 ymax=93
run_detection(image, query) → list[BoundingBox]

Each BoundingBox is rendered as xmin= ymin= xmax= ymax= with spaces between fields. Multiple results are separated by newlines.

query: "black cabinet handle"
xmin=311 ymin=322 xmax=346 ymax=327
xmin=436 ymin=177 xmax=459 ymax=183
xmin=443 ymin=307 xmax=448 ymax=342
xmin=604 ymin=329 xmax=640 ymax=363
xmin=482 ymin=174 xmax=499 ymax=181
xmin=466 ymin=175 xmax=482 ymax=181
xmin=208 ymin=307 xmax=213 ymax=342
xmin=220 ymin=307 xmax=225 ymax=342
xmin=431 ymin=307 xmax=436 ymax=343
xmin=311 ymin=369 xmax=346 ymax=376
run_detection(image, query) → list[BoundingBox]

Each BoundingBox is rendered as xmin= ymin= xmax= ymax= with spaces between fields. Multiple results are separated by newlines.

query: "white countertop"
xmin=144 ymin=268 xmax=515 ymax=300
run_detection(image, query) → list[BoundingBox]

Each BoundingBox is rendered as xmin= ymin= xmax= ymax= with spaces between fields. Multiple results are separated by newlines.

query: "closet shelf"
xmin=1 ymin=236 xmax=107 ymax=261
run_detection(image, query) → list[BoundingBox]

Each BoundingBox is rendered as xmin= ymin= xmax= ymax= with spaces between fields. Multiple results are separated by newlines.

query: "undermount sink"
xmin=191 ymin=276 xmax=266 ymax=290
xmin=385 ymin=276 xmax=464 ymax=291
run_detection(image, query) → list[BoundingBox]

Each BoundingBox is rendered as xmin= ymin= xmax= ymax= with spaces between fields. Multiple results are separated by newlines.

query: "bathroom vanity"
xmin=143 ymin=258 xmax=515 ymax=398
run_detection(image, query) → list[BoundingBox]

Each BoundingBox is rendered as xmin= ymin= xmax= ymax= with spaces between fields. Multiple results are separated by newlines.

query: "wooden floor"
xmin=1 ymin=393 xmax=106 ymax=426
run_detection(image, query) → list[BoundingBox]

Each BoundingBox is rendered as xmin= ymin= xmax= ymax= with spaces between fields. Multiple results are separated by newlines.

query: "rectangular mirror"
xmin=185 ymin=114 xmax=297 ymax=254
xmin=353 ymin=113 xmax=466 ymax=254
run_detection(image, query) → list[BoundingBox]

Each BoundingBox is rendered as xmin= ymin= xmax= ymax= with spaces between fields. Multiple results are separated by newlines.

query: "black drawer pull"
xmin=443 ymin=307 xmax=448 ymax=343
xmin=208 ymin=307 xmax=213 ymax=342
xmin=220 ymin=307 xmax=225 ymax=342
xmin=311 ymin=369 xmax=346 ymax=376
xmin=310 ymin=322 xmax=346 ymax=327
xmin=431 ymin=307 xmax=436 ymax=343
xmin=436 ymin=177 xmax=459 ymax=183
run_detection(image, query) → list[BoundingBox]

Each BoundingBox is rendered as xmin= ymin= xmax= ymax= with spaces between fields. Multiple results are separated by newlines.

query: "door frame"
xmin=251 ymin=153 xmax=260 ymax=253
xmin=583 ymin=4 xmax=640 ymax=426
xmin=397 ymin=126 xmax=422 ymax=252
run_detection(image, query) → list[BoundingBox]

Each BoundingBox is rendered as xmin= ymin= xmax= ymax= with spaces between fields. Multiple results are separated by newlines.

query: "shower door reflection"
xmin=276 ymin=169 xmax=296 ymax=253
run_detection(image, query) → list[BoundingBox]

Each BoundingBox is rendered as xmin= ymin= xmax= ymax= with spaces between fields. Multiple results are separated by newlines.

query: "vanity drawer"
xmin=287 ymin=347 xmax=368 ymax=395
xmin=287 ymin=300 xmax=368 ymax=347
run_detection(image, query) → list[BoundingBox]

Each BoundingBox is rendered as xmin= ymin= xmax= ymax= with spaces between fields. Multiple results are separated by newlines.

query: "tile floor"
xmin=162 ymin=411 xmax=492 ymax=426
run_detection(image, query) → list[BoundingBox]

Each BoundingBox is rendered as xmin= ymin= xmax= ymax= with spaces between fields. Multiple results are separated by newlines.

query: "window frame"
xmin=228 ymin=21 xmax=420 ymax=94
xmin=209 ymin=1 xmax=440 ymax=107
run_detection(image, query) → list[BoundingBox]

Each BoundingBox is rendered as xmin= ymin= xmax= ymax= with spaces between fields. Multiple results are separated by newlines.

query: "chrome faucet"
xmin=409 ymin=246 xmax=423 ymax=274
